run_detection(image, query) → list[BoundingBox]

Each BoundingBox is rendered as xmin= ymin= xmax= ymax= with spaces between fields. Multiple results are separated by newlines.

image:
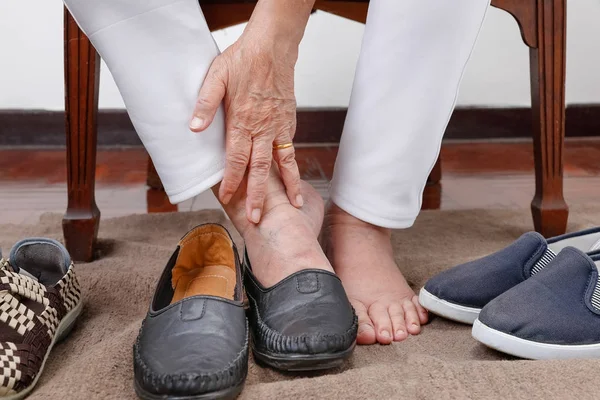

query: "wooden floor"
xmin=1 ymin=139 xmax=599 ymax=225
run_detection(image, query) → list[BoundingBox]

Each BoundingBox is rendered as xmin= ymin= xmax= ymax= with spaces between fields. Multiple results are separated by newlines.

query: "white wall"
xmin=1 ymin=1 xmax=599 ymax=110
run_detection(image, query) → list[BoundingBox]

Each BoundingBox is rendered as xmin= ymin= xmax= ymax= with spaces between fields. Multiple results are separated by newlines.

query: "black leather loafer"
xmin=243 ymin=251 xmax=358 ymax=371
xmin=133 ymin=224 xmax=248 ymax=400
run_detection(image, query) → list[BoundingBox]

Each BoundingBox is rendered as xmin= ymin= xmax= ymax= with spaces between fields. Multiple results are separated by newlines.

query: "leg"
xmin=529 ymin=0 xmax=568 ymax=237
xmin=63 ymin=10 xmax=101 ymax=262
xmin=326 ymin=0 xmax=490 ymax=344
xmin=63 ymin=0 xmax=227 ymax=203
xmin=220 ymin=166 xmax=333 ymax=288
xmin=62 ymin=0 xmax=333 ymax=283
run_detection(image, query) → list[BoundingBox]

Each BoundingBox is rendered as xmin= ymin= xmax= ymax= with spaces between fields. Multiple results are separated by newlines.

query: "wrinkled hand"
xmin=190 ymin=33 xmax=302 ymax=224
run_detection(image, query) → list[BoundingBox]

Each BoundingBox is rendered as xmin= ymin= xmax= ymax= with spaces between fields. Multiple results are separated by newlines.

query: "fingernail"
xmin=251 ymin=208 xmax=261 ymax=224
xmin=190 ymin=117 xmax=204 ymax=130
xmin=222 ymin=193 xmax=232 ymax=205
xmin=381 ymin=330 xmax=390 ymax=338
xmin=296 ymin=194 xmax=304 ymax=207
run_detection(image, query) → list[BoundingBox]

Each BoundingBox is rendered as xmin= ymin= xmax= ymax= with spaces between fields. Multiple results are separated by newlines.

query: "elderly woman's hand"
xmin=190 ymin=1 xmax=315 ymax=224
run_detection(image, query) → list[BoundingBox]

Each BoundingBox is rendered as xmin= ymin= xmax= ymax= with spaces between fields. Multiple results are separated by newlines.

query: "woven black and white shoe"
xmin=473 ymin=247 xmax=600 ymax=359
xmin=419 ymin=227 xmax=600 ymax=324
xmin=0 ymin=239 xmax=83 ymax=400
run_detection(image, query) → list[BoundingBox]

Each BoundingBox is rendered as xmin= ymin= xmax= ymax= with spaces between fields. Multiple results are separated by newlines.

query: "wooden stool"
xmin=63 ymin=0 xmax=567 ymax=261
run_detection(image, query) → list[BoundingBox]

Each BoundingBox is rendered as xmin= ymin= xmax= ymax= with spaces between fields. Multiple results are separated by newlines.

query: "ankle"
xmin=326 ymin=202 xmax=392 ymax=236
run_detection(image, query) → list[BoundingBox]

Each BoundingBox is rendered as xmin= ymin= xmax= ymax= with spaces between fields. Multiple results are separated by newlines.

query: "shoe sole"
xmin=472 ymin=319 xmax=600 ymax=359
xmin=252 ymin=342 xmax=355 ymax=372
xmin=134 ymin=378 xmax=245 ymax=400
xmin=4 ymin=300 xmax=83 ymax=400
xmin=418 ymin=288 xmax=481 ymax=325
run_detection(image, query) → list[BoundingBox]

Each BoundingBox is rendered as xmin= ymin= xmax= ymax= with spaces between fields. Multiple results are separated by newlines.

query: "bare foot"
xmin=321 ymin=203 xmax=428 ymax=345
xmin=217 ymin=167 xmax=332 ymax=287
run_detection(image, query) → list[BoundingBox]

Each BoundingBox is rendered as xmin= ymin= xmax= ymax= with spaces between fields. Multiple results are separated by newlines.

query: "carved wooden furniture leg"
xmin=492 ymin=0 xmax=568 ymax=237
xmin=147 ymin=158 xmax=178 ymax=213
xmin=63 ymin=8 xmax=101 ymax=262
xmin=423 ymin=156 xmax=442 ymax=210
xmin=529 ymin=0 xmax=568 ymax=236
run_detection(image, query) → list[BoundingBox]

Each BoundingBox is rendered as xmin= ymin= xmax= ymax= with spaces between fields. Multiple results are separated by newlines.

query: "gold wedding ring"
xmin=273 ymin=142 xmax=294 ymax=150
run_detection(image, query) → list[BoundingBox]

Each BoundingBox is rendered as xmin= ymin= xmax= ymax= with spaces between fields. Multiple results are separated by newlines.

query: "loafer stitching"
xmin=179 ymin=297 xmax=206 ymax=321
xmin=134 ymin=319 xmax=249 ymax=393
xmin=246 ymin=267 xmax=341 ymax=294
xmin=296 ymin=273 xmax=320 ymax=294
xmin=150 ymin=295 xmax=243 ymax=317
xmin=247 ymin=292 xmax=358 ymax=349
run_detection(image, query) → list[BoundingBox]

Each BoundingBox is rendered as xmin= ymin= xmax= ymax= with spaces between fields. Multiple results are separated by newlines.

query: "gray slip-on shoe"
xmin=243 ymin=250 xmax=357 ymax=372
xmin=133 ymin=224 xmax=248 ymax=400
xmin=419 ymin=227 xmax=600 ymax=324
xmin=472 ymin=247 xmax=600 ymax=359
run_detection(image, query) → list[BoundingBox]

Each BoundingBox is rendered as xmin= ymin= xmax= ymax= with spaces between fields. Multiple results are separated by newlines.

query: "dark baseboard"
xmin=0 ymin=105 xmax=598 ymax=146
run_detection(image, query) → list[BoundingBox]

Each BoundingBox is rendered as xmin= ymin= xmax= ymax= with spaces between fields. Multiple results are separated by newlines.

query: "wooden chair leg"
xmin=493 ymin=0 xmax=568 ymax=237
xmin=63 ymin=8 xmax=101 ymax=262
xmin=423 ymin=156 xmax=442 ymax=210
xmin=146 ymin=157 xmax=178 ymax=213
xmin=529 ymin=0 xmax=568 ymax=237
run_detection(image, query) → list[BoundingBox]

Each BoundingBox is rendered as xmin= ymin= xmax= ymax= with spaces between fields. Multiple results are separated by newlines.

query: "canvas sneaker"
xmin=472 ymin=247 xmax=600 ymax=359
xmin=419 ymin=227 xmax=600 ymax=324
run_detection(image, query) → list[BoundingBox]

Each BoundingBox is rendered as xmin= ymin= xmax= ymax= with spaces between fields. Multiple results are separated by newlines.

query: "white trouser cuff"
xmin=329 ymin=186 xmax=417 ymax=229
xmin=166 ymin=164 xmax=225 ymax=204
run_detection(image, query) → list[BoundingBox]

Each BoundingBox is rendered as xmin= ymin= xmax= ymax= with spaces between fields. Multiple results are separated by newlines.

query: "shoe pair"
xmin=419 ymin=227 xmax=600 ymax=359
xmin=133 ymin=224 xmax=357 ymax=400
xmin=0 ymin=239 xmax=83 ymax=399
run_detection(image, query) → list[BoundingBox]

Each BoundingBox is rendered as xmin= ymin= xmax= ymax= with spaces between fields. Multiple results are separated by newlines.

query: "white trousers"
xmin=63 ymin=0 xmax=489 ymax=229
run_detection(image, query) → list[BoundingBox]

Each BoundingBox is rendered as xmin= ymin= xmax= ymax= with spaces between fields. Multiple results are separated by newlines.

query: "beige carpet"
xmin=3 ymin=206 xmax=600 ymax=400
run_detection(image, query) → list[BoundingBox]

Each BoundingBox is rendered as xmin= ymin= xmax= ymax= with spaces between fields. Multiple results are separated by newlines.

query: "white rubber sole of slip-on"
xmin=472 ymin=319 xmax=600 ymax=359
xmin=418 ymin=288 xmax=481 ymax=325
xmin=4 ymin=300 xmax=83 ymax=400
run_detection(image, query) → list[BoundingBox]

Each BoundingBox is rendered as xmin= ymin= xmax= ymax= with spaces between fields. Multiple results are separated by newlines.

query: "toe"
xmin=388 ymin=303 xmax=408 ymax=342
xmin=352 ymin=300 xmax=377 ymax=345
xmin=413 ymin=295 xmax=429 ymax=325
xmin=403 ymin=300 xmax=421 ymax=335
xmin=368 ymin=301 xmax=393 ymax=345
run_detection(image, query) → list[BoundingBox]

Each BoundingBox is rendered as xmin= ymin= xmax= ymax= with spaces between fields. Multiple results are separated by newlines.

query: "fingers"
xmin=190 ymin=61 xmax=226 ymax=132
xmin=219 ymin=132 xmax=252 ymax=205
xmin=273 ymin=142 xmax=303 ymax=208
xmin=245 ymin=138 xmax=273 ymax=223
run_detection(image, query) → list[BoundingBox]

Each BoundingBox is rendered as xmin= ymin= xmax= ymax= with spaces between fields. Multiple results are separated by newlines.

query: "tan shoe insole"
xmin=171 ymin=264 xmax=236 ymax=304
xmin=170 ymin=225 xmax=237 ymax=304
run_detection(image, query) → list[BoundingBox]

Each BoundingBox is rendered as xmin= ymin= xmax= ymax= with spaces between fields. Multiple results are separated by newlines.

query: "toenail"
xmin=358 ymin=325 xmax=373 ymax=334
xmin=396 ymin=330 xmax=404 ymax=337
xmin=381 ymin=330 xmax=390 ymax=338
xmin=412 ymin=323 xmax=418 ymax=328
